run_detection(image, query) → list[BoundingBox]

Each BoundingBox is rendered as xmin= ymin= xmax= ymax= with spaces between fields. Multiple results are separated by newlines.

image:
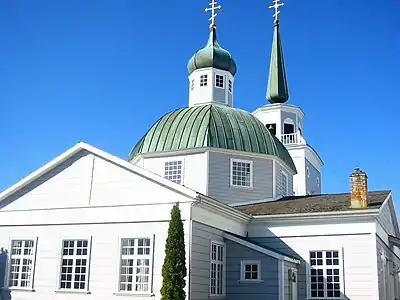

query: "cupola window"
xmin=200 ymin=75 xmax=208 ymax=87
xmin=216 ymin=75 xmax=224 ymax=88
xmin=231 ymin=159 xmax=252 ymax=188
xmin=228 ymin=80 xmax=232 ymax=93
xmin=191 ymin=79 xmax=195 ymax=91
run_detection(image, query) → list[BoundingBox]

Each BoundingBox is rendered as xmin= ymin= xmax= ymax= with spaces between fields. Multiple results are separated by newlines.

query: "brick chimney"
xmin=350 ymin=168 xmax=368 ymax=208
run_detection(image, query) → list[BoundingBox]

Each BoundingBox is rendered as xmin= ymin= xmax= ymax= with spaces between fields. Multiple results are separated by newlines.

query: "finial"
xmin=269 ymin=0 xmax=284 ymax=24
xmin=205 ymin=0 xmax=222 ymax=30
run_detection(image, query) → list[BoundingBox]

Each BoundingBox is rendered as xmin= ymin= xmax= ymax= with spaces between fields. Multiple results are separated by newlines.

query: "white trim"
xmin=230 ymin=158 xmax=253 ymax=189
xmin=6 ymin=237 xmax=38 ymax=291
xmin=239 ymin=260 xmax=262 ymax=282
xmin=252 ymin=103 xmax=305 ymax=119
xmin=209 ymin=240 xmax=226 ymax=297
xmin=279 ymin=260 xmax=284 ymax=300
xmin=223 ymin=233 xmax=300 ymax=264
xmin=56 ymin=236 xmax=92 ymax=293
xmin=115 ymin=236 xmax=154 ymax=296
xmin=251 ymin=208 xmax=380 ymax=221
xmin=283 ymin=118 xmax=295 ymax=125
xmin=0 ymin=142 xmax=199 ymax=204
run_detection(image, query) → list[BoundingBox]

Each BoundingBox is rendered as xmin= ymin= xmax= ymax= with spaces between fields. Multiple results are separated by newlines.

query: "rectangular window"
xmin=8 ymin=239 xmax=36 ymax=289
xmin=215 ymin=75 xmax=224 ymax=88
xmin=210 ymin=242 xmax=224 ymax=296
xmin=118 ymin=238 xmax=152 ymax=293
xmin=164 ymin=160 xmax=183 ymax=184
xmin=200 ymin=75 xmax=208 ymax=86
xmin=240 ymin=260 xmax=261 ymax=281
xmin=228 ymin=80 xmax=232 ymax=93
xmin=191 ymin=79 xmax=195 ymax=91
xmin=281 ymin=172 xmax=288 ymax=196
xmin=231 ymin=159 xmax=252 ymax=188
xmin=309 ymin=250 xmax=342 ymax=298
xmin=59 ymin=239 xmax=90 ymax=291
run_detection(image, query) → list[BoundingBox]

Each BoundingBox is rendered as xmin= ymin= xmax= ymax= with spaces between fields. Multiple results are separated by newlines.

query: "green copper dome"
xmin=187 ymin=27 xmax=237 ymax=76
xmin=129 ymin=104 xmax=296 ymax=173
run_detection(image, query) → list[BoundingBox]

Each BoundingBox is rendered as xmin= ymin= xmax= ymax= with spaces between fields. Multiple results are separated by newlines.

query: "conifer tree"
xmin=161 ymin=202 xmax=187 ymax=300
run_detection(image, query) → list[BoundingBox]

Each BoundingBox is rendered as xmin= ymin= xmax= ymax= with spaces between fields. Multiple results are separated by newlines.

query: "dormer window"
xmin=191 ymin=79 xmax=195 ymax=91
xmin=200 ymin=75 xmax=208 ymax=87
xmin=216 ymin=75 xmax=224 ymax=88
xmin=228 ymin=80 xmax=232 ymax=93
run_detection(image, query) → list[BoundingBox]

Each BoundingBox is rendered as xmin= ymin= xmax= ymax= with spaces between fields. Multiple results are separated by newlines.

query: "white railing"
xmin=280 ymin=132 xmax=305 ymax=145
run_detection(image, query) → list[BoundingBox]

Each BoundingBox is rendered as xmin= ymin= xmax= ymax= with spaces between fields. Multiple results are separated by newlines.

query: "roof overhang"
xmin=224 ymin=232 xmax=300 ymax=264
xmin=252 ymin=103 xmax=305 ymax=119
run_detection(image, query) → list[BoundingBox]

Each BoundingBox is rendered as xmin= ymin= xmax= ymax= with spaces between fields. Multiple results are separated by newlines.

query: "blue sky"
xmin=0 ymin=1 xmax=399 ymax=204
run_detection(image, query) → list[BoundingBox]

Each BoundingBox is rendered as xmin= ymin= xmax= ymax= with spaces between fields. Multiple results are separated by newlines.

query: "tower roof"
xmin=129 ymin=104 xmax=296 ymax=173
xmin=266 ymin=19 xmax=289 ymax=104
xmin=187 ymin=26 xmax=237 ymax=76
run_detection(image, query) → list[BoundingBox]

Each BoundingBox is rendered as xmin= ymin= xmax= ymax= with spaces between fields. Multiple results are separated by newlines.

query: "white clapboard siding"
xmin=0 ymin=220 xmax=191 ymax=300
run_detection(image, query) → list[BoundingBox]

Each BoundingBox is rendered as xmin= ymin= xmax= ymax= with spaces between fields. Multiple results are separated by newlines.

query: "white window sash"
xmin=215 ymin=74 xmax=225 ymax=89
xmin=115 ymin=236 xmax=154 ymax=295
xmin=210 ymin=241 xmax=225 ymax=297
xmin=240 ymin=260 xmax=261 ymax=281
xmin=230 ymin=158 xmax=253 ymax=188
xmin=307 ymin=248 xmax=344 ymax=299
xmin=56 ymin=237 xmax=92 ymax=292
xmin=164 ymin=160 xmax=184 ymax=185
xmin=7 ymin=237 xmax=38 ymax=290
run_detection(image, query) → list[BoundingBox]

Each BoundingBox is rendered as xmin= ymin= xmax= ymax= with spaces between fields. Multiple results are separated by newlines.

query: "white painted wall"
xmin=248 ymin=221 xmax=379 ymax=300
xmin=0 ymin=150 xmax=197 ymax=300
xmin=188 ymin=68 xmax=234 ymax=107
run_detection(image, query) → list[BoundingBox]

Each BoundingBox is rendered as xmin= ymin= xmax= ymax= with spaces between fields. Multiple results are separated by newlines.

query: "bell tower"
xmin=252 ymin=0 xmax=323 ymax=196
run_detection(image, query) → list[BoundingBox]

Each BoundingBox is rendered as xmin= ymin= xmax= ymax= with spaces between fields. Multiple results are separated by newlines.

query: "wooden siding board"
xmin=207 ymin=151 xmax=274 ymax=205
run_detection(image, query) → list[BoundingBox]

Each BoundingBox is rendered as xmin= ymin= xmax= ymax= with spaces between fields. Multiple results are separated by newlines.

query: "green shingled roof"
xmin=129 ymin=104 xmax=296 ymax=173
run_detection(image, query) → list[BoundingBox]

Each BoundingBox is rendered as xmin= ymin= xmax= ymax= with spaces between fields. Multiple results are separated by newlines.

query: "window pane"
xmin=231 ymin=161 xmax=252 ymax=187
xmin=164 ymin=161 xmax=183 ymax=184
xmin=60 ymin=239 xmax=89 ymax=290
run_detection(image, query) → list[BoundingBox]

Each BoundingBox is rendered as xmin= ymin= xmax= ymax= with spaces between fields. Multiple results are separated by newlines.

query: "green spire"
xmin=266 ymin=20 xmax=289 ymax=104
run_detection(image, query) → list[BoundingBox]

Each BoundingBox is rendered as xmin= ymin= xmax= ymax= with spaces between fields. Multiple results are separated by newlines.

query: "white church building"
xmin=0 ymin=1 xmax=399 ymax=300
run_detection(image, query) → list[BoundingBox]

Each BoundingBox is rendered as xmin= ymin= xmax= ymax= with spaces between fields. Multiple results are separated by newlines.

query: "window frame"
xmin=56 ymin=236 xmax=92 ymax=293
xmin=115 ymin=236 xmax=154 ymax=295
xmin=164 ymin=159 xmax=184 ymax=185
xmin=307 ymin=249 xmax=344 ymax=299
xmin=6 ymin=237 xmax=38 ymax=291
xmin=200 ymin=74 xmax=208 ymax=87
xmin=316 ymin=176 xmax=320 ymax=188
xmin=215 ymin=74 xmax=224 ymax=88
xmin=228 ymin=79 xmax=232 ymax=93
xmin=230 ymin=158 xmax=253 ymax=189
xmin=240 ymin=260 xmax=262 ymax=282
xmin=281 ymin=171 xmax=289 ymax=196
xmin=210 ymin=241 xmax=225 ymax=297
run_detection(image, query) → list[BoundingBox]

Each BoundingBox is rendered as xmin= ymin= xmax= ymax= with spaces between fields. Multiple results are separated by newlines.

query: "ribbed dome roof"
xmin=129 ymin=104 xmax=296 ymax=173
xmin=187 ymin=27 xmax=237 ymax=76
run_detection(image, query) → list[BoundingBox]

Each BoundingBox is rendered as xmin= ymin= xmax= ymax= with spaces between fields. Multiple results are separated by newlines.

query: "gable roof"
xmin=0 ymin=142 xmax=199 ymax=203
xmin=236 ymin=191 xmax=391 ymax=216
